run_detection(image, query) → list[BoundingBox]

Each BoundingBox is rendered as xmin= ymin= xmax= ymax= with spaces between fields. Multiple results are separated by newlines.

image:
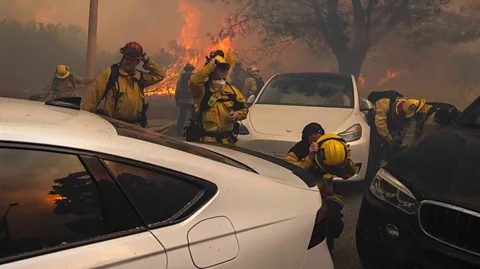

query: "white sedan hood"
xmin=248 ymin=104 xmax=354 ymax=137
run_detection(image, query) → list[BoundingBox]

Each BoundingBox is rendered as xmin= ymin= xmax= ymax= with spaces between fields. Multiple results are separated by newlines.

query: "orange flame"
xmin=358 ymin=70 xmax=406 ymax=89
xmin=378 ymin=70 xmax=405 ymax=85
xmin=358 ymin=74 xmax=365 ymax=88
xmin=145 ymin=0 xmax=236 ymax=97
xmin=34 ymin=6 xmax=58 ymax=25
xmin=178 ymin=0 xmax=201 ymax=50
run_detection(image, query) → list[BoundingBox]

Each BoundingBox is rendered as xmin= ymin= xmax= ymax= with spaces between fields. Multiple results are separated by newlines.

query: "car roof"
xmin=1 ymin=97 xmax=312 ymax=191
xmin=0 ymin=97 xmax=117 ymax=136
xmin=272 ymin=72 xmax=353 ymax=79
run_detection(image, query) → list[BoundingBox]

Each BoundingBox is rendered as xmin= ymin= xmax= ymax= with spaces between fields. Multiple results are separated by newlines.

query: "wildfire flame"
xmin=378 ymin=70 xmax=405 ymax=85
xmin=357 ymin=70 xmax=406 ymax=89
xmin=145 ymin=0 xmax=236 ymax=97
xmin=358 ymin=74 xmax=365 ymax=88
xmin=34 ymin=6 xmax=58 ymax=25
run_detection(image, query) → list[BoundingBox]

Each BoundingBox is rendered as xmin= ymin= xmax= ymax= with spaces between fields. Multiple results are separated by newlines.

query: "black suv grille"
xmin=419 ymin=201 xmax=480 ymax=255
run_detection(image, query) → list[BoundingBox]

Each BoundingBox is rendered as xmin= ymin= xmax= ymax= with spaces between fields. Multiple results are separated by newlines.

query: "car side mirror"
xmin=360 ymin=99 xmax=373 ymax=111
xmin=246 ymin=95 xmax=256 ymax=107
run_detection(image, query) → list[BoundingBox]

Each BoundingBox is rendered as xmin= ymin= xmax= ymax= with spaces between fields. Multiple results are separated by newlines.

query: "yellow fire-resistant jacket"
xmin=40 ymin=75 xmax=95 ymax=100
xmin=188 ymin=62 xmax=248 ymax=145
xmin=414 ymin=104 xmax=440 ymax=142
xmin=82 ymin=59 xmax=165 ymax=123
xmin=374 ymin=97 xmax=398 ymax=143
xmin=242 ymin=74 xmax=260 ymax=96
xmin=285 ymin=150 xmax=356 ymax=209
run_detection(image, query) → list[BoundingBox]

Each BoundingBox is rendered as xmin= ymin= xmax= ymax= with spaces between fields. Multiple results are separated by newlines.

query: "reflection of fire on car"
xmin=0 ymin=97 xmax=333 ymax=269
xmin=356 ymin=96 xmax=480 ymax=269
xmin=239 ymin=72 xmax=373 ymax=181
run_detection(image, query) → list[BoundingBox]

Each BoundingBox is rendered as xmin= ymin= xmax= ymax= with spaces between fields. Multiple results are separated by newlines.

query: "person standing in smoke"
xmin=175 ymin=63 xmax=195 ymax=136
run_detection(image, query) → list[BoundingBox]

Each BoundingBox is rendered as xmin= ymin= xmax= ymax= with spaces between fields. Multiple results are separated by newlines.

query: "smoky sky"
xmin=0 ymin=0 xmax=233 ymax=52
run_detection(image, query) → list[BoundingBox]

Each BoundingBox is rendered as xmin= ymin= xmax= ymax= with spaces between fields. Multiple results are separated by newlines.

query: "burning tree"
xmin=208 ymin=0 xmax=480 ymax=77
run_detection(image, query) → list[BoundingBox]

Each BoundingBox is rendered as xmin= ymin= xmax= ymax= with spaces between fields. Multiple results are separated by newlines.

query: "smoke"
xmin=0 ymin=0 xmax=232 ymax=53
xmin=2 ymin=0 xmax=480 ymax=107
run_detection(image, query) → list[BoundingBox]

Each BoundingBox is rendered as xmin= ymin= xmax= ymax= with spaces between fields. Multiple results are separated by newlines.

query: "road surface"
xmin=331 ymin=181 xmax=367 ymax=269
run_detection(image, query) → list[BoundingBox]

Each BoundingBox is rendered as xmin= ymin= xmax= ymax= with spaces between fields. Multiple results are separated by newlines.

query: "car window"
xmin=103 ymin=160 xmax=202 ymax=226
xmin=0 ymin=148 xmax=137 ymax=260
xmin=103 ymin=117 xmax=254 ymax=172
xmin=256 ymin=73 xmax=354 ymax=108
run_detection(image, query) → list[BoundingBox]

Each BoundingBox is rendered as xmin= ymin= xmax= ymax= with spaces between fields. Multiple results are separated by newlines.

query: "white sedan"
xmin=238 ymin=72 xmax=373 ymax=181
xmin=0 ymin=97 xmax=334 ymax=269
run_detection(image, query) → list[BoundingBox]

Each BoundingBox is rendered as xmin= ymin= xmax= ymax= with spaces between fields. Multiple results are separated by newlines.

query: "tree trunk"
xmin=336 ymin=50 xmax=365 ymax=79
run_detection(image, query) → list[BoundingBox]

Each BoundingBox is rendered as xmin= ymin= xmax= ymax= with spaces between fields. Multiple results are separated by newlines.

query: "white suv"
xmin=0 ymin=97 xmax=334 ymax=269
xmin=238 ymin=72 xmax=373 ymax=181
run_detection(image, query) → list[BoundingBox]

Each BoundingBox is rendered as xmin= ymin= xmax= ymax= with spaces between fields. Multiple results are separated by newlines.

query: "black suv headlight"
xmin=370 ymin=168 xmax=418 ymax=214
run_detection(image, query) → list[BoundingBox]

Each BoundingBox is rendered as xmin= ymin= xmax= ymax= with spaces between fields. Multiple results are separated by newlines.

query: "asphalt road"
xmin=330 ymin=180 xmax=369 ymax=269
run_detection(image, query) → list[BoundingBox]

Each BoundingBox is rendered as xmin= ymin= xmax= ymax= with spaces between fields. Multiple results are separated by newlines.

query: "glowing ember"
xmin=145 ymin=0 xmax=236 ymax=97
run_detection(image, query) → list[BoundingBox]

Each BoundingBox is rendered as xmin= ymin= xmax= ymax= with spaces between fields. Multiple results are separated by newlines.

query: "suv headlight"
xmin=370 ymin=168 xmax=418 ymax=214
xmin=238 ymin=122 xmax=249 ymax=135
xmin=338 ymin=124 xmax=362 ymax=142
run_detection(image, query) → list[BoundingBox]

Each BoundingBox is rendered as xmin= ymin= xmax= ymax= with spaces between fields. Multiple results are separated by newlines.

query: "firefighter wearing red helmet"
xmin=83 ymin=41 xmax=165 ymax=127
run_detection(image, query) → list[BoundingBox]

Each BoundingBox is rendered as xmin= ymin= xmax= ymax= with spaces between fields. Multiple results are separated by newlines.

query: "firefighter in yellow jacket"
xmin=242 ymin=66 xmax=264 ymax=98
xmin=32 ymin=65 xmax=95 ymax=101
xmin=286 ymin=122 xmax=356 ymax=250
xmin=188 ymin=49 xmax=248 ymax=145
xmin=82 ymin=41 xmax=165 ymax=127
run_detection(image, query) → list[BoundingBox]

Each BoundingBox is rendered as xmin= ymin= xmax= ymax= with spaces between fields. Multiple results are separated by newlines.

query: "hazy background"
xmin=1 ymin=0 xmax=480 ymax=109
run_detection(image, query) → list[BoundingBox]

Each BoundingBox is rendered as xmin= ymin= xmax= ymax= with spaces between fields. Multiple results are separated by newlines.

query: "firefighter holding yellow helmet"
xmin=186 ymin=49 xmax=248 ymax=145
xmin=286 ymin=122 xmax=356 ymax=251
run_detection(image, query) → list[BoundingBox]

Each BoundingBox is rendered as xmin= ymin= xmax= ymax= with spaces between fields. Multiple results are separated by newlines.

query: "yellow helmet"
xmin=213 ymin=55 xmax=230 ymax=69
xmin=248 ymin=66 xmax=260 ymax=73
xmin=55 ymin=65 xmax=70 ymax=79
xmin=315 ymin=134 xmax=351 ymax=170
xmin=402 ymin=99 xmax=426 ymax=119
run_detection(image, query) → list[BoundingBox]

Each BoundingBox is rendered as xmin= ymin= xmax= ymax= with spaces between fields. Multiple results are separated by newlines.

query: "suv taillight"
xmin=308 ymin=202 xmax=328 ymax=249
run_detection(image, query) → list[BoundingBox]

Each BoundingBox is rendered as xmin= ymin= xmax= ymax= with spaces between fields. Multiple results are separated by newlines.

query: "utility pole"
xmin=86 ymin=0 xmax=98 ymax=79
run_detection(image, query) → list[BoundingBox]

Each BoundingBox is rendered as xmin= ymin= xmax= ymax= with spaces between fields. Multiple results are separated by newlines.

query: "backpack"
xmin=424 ymin=102 xmax=460 ymax=125
xmin=253 ymin=76 xmax=265 ymax=93
xmin=102 ymin=64 xmax=145 ymax=100
xmin=367 ymin=90 xmax=403 ymax=106
xmin=176 ymin=73 xmax=191 ymax=95
xmin=97 ymin=64 xmax=148 ymax=126
xmin=366 ymin=90 xmax=404 ymax=131
xmin=184 ymin=83 xmax=244 ymax=142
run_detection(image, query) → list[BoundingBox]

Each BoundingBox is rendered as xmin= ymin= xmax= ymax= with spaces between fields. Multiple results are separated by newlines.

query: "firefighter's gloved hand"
xmin=325 ymin=193 xmax=344 ymax=210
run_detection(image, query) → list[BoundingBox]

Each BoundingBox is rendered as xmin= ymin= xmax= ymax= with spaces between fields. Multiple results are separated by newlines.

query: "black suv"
xmin=356 ymin=97 xmax=480 ymax=269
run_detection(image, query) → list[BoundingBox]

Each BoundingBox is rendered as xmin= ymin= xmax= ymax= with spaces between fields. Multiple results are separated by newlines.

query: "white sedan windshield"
xmin=256 ymin=73 xmax=354 ymax=108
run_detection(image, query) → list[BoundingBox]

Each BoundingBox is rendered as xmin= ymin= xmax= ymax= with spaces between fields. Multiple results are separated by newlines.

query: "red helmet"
xmin=120 ymin=41 xmax=144 ymax=58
